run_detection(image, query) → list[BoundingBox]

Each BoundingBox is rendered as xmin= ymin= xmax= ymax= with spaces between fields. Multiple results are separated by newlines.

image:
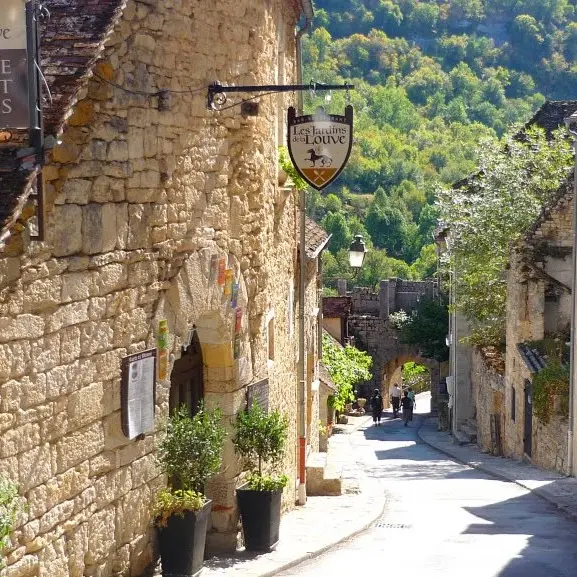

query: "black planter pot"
xmin=157 ymin=499 xmax=212 ymax=577
xmin=237 ymin=485 xmax=282 ymax=552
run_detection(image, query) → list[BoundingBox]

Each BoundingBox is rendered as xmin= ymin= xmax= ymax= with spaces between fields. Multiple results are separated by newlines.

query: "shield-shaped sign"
xmin=287 ymin=105 xmax=353 ymax=191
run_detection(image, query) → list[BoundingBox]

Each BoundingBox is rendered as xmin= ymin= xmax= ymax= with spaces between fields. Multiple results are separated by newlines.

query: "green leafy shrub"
xmin=155 ymin=404 xmax=226 ymax=518
xmin=0 ymin=477 xmax=25 ymax=567
xmin=532 ymin=361 xmax=570 ymax=424
xmin=322 ymin=334 xmax=372 ymax=412
xmin=233 ymin=402 xmax=289 ymax=491
xmin=152 ymin=489 xmax=206 ymax=528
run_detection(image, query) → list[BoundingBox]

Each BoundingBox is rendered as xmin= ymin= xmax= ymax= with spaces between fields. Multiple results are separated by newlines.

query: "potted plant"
xmin=154 ymin=404 xmax=226 ymax=577
xmin=232 ymin=401 xmax=289 ymax=552
xmin=0 ymin=476 xmax=25 ymax=568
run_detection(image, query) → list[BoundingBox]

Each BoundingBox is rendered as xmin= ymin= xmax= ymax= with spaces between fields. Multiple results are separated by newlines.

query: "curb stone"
xmin=251 ymin=490 xmax=386 ymax=577
xmin=416 ymin=416 xmax=577 ymax=524
xmin=202 ymin=419 xmax=386 ymax=577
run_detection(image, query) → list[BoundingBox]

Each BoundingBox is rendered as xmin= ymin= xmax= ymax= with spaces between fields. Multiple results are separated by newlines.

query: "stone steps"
xmin=306 ymin=452 xmax=343 ymax=496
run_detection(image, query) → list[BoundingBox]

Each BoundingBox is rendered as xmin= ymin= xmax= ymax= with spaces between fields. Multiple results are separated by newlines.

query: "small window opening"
xmin=511 ymin=387 xmax=516 ymax=422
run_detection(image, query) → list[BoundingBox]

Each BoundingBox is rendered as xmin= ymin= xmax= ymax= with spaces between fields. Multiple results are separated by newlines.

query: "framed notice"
xmin=121 ymin=348 xmax=157 ymax=440
xmin=246 ymin=378 xmax=269 ymax=413
xmin=0 ymin=0 xmax=29 ymax=129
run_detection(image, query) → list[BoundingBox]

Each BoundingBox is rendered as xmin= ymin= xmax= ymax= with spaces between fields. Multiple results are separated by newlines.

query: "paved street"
xmin=276 ymin=398 xmax=577 ymax=577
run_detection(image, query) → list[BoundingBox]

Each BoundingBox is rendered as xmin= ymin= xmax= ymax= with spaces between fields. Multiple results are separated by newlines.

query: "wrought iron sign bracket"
xmin=27 ymin=0 xmax=47 ymax=242
xmin=207 ymin=81 xmax=354 ymax=111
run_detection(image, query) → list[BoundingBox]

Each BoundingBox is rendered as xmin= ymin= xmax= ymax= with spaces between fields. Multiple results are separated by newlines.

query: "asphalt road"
xmin=275 ymin=396 xmax=577 ymax=577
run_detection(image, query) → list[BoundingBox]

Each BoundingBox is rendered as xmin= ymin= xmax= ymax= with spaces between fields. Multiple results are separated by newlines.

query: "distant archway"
xmin=382 ymin=355 xmax=440 ymax=410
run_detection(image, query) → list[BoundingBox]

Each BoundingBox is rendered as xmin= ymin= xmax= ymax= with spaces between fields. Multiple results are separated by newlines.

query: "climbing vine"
xmin=322 ymin=334 xmax=372 ymax=412
xmin=525 ymin=335 xmax=570 ymax=424
xmin=532 ymin=361 xmax=570 ymax=424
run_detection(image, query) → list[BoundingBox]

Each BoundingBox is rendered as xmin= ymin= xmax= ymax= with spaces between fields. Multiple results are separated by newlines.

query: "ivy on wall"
xmin=322 ymin=333 xmax=372 ymax=412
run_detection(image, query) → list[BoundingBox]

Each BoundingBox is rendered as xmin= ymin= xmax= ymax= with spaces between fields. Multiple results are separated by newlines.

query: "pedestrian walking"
xmin=408 ymin=387 xmax=416 ymax=419
xmin=400 ymin=390 xmax=413 ymax=427
xmin=391 ymin=383 xmax=401 ymax=418
xmin=370 ymin=388 xmax=383 ymax=426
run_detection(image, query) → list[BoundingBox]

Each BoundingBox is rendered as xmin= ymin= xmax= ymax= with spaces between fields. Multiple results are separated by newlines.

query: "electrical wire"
xmin=93 ymin=72 xmax=207 ymax=97
xmin=93 ymin=73 xmax=301 ymax=111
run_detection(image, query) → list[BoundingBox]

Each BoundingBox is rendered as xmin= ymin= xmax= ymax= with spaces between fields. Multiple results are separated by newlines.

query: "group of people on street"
xmin=370 ymin=384 xmax=415 ymax=427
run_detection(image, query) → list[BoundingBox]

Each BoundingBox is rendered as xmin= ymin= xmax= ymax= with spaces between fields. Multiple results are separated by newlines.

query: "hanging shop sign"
xmin=287 ymin=105 xmax=353 ymax=191
xmin=121 ymin=348 xmax=157 ymax=440
xmin=0 ymin=0 xmax=29 ymax=129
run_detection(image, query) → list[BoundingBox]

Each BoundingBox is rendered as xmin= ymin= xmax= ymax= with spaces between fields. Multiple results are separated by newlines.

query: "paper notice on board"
xmin=123 ymin=349 xmax=156 ymax=439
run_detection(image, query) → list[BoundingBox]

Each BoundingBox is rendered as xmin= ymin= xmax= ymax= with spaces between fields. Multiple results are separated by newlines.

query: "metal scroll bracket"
xmin=207 ymin=80 xmax=354 ymax=111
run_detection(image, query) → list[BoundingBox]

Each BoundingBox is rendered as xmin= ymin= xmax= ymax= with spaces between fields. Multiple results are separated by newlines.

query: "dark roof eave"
xmin=300 ymin=0 xmax=314 ymax=20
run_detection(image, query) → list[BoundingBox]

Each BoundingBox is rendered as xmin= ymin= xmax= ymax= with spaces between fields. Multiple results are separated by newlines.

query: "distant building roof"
xmin=301 ymin=217 xmax=330 ymax=258
xmin=517 ymin=343 xmax=548 ymax=374
xmin=523 ymin=176 xmax=573 ymax=245
xmin=319 ymin=363 xmax=337 ymax=391
xmin=323 ymin=296 xmax=352 ymax=318
xmin=0 ymin=0 xmax=126 ymax=243
xmin=524 ymin=100 xmax=577 ymax=137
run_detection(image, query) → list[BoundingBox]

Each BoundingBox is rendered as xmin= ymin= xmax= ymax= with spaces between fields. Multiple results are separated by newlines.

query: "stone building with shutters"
xmin=0 ymin=0 xmax=317 ymax=575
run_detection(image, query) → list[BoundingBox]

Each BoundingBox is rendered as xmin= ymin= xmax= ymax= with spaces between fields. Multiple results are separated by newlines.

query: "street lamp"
xmin=349 ymin=235 xmax=367 ymax=269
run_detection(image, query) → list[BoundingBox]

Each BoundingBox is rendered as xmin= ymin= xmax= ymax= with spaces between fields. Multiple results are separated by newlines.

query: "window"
xmin=267 ymin=311 xmax=275 ymax=363
xmin=511 ymin=387 xmax=516 ymax=422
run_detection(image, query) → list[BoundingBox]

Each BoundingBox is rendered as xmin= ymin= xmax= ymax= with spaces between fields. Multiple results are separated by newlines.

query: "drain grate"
xmin=374 ymin=522 xmax=411 ymax=529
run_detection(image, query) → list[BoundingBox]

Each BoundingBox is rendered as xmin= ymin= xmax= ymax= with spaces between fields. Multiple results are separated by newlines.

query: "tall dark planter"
xmin=237 ymin=486 xmax=282 ymax=552
xmin=157 ymin=500 xmax=212 ymax=577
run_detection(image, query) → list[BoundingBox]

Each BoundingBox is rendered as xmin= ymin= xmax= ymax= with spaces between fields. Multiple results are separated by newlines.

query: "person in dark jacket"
xmin=400 ymin=390 xmax=414 ymax=427
xmin=370 ymin=388 xmax=384 ymax=426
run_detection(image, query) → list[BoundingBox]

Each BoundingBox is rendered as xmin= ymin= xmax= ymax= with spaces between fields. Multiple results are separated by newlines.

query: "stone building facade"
xmin=0 ymin=0 xmax=315 ymax=575
xmin=450 ymin=101 xmax=577 ymax=462
xmin=472 ymin=350 xmax=505 ymax=455
xmin=322 ymin=280 xmax=443 ymax=410
xmin=500 ymin=184 xmax=573 ymax=473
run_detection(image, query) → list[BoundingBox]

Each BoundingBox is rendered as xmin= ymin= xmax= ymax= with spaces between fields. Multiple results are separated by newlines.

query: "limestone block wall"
xmin=503 ymin=251 xmax=568 ymax=473
xmin=303 ymin=258 xmax=321 ymax=454
xmin=472 ymin=350 xmax=505 ymax=454
xmin=0 ymin=0 xmax=302 ymax=575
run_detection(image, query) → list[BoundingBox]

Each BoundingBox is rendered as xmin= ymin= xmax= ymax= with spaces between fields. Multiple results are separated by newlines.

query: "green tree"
xmin=323 ymin=212 xmax=352 ymax=254
xmin=437 ymin=128 xmax=573 ymax=345
xmin=398 ymin=297 xmax=449 ymax=362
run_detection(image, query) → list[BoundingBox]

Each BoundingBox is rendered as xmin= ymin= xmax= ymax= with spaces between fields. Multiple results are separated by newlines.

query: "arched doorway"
xmin=169 ymin=331 xmax=204 ymax=415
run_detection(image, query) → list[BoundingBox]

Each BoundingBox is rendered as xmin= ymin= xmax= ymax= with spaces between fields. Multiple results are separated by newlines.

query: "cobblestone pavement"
xmin=274 ymin=396 xmax=577 ymax=577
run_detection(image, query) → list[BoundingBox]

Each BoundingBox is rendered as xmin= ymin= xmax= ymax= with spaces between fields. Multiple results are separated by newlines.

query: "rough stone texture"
xmin=473 ymin=194 xmax=573 ymax=475
xmin=472 ymin=350 xmax=505 ymax=455
xmin=0 ymin=0 xmax=308 ymax=575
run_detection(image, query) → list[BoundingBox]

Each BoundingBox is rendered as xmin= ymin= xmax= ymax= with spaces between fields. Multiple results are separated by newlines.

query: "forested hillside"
xmin=303 ymin=0 xmax=577 ymax=290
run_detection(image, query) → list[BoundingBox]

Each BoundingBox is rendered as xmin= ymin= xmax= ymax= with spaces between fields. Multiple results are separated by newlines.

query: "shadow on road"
xmin=464 ymin=491 xmax=577 ymax=576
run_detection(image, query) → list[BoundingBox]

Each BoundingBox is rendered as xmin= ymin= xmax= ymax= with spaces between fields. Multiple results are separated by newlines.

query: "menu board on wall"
xmin=246 ymin=378 xmax=269 ymax=413
xmin=121 ymin=349 xmax=157 ymax=440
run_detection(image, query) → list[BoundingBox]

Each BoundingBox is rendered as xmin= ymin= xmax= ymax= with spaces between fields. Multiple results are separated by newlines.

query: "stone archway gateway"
xmin=324 ymin=279 xmax=447 ymax=414
xmin=383 ymin=355 xmax=439 ymax=407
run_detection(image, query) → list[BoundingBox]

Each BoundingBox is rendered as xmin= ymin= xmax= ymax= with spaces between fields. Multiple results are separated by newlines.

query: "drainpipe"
xmin=298 ymin=188 xmax=307 ymax=505
xmin=564 ymin=115 xmax=577 ymax=476
xmin=296 ymin=4 xmax=312 ymax=506
xmin=296 ymin=7 xmax=312 ymax=114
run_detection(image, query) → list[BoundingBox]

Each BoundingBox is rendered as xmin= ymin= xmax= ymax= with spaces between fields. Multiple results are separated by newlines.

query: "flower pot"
xmin=157 ymin=499 xmax=212 ymax=577
xmin=237 ymin=485 xmax=282 ymax=552
xmin=357 ymin=398 xmax=367 ymax=409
